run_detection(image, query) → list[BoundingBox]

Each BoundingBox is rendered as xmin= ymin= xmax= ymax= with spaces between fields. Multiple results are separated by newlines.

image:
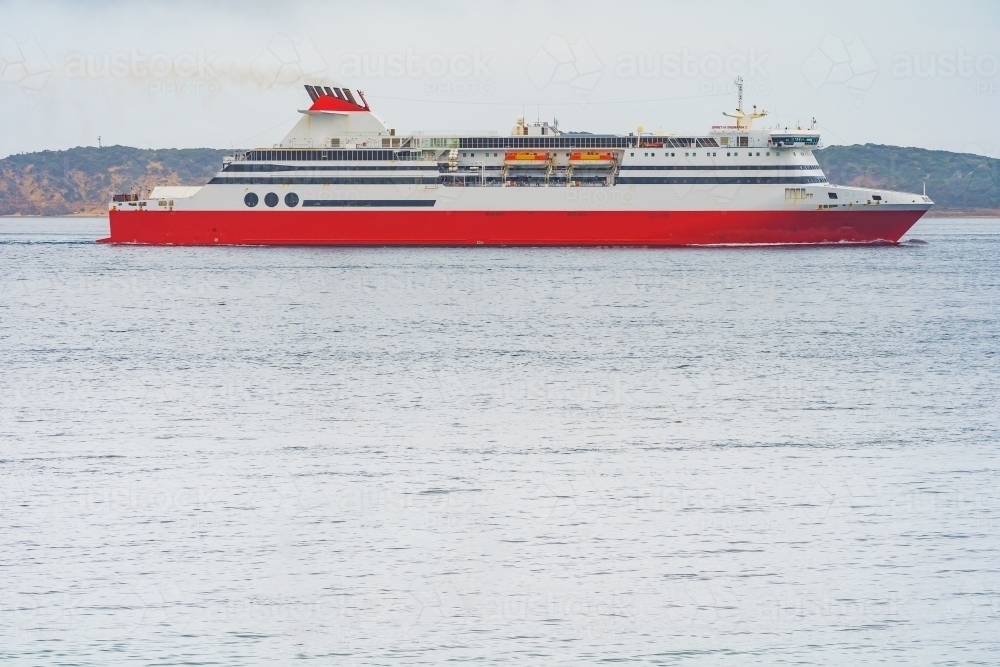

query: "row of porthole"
xmin=244 ymin=192 xmax=299 ymax=208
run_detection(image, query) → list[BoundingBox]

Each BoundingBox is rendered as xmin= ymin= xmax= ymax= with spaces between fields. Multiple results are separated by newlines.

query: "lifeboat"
xmin=569 ymin=151 xmax=615 ymax=165
xmin=504 ymin=152 xmax=550 ymax=166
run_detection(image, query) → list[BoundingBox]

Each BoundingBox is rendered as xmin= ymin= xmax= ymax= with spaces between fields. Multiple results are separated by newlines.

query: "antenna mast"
xmin=722 ymin=76 xmax=767 ymax=130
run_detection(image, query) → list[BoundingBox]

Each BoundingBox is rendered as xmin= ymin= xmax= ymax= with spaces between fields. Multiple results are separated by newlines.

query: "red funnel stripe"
xmin=308 ymin=94 xmax=368 ymax=113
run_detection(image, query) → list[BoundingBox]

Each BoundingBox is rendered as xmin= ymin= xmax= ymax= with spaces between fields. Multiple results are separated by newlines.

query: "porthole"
xmin=284 ymin=192 xmax=299 ymax=207
xmin=244 ymin=192 xmax=258 ymax=207
xmin=264 ymin=192 xmax=279 ymax=207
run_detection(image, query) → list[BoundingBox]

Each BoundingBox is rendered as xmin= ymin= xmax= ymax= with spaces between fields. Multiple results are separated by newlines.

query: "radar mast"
xmin=722 ymin=76 xmax=767 ymax=130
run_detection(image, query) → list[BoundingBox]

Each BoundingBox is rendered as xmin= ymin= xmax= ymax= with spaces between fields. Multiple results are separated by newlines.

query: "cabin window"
xmin=872 ymin=195 xmax=882 ymax=200
xmin=828 ymin=192 xmax=838 ymax=199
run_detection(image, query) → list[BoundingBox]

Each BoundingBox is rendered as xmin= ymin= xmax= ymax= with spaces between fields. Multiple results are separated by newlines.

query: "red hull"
xmin=103 ymin=209 xmax=926 ymax=246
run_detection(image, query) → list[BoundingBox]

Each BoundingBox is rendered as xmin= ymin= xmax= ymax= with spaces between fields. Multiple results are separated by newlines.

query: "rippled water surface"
xmin=1 ymin=217 xmax=998 ymax=665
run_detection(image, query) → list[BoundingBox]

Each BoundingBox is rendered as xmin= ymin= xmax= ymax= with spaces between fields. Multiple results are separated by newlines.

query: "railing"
xmin=111 ymin=193 xmax=139 ymax=202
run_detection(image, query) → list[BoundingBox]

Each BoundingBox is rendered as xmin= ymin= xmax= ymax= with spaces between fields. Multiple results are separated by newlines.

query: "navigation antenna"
xmin=722 ymin=76 xmax=767 ymax=130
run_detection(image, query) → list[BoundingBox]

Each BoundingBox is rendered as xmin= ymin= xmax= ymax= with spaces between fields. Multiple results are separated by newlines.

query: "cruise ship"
xmin=103 ymin=81 xmax=933 ymax=246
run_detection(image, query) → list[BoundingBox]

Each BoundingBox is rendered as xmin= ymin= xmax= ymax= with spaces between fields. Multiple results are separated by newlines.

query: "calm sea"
xmin=1 ymin=217 xmax=998 ymax=665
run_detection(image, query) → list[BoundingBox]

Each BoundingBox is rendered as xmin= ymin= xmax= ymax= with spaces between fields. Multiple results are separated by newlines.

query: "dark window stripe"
xmin=209 ymin=177 xmax=440 ymax=185
xmin=302 ymin=199 xmax=436 ymax=207
xmin=616 ymin=176 xmax=828 ymax=185
xmin=235 ymin=138 xmax=817 ymax=159
xmin=619 ymin=165 xmax=822 ymax=171
xmin=238 ymin=149 xmax=422 ymax=162
xmin=224 ymin=164 xmax=439 ymax=172
xmin=458 ymin=136 xmax=636 ymax=149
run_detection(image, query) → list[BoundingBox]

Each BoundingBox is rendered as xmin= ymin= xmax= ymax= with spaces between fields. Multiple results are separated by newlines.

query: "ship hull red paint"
xmin=103 ymin=208 xmax=926 ymax=246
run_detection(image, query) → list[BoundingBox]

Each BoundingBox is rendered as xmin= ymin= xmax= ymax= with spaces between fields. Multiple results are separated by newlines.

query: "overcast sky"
xmin=1 ymin=0 xmax=998 ymax=158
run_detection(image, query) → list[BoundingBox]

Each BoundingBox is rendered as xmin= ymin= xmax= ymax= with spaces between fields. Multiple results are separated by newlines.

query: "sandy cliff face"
xmin=0 ymin=147 xmax=226 ymax=216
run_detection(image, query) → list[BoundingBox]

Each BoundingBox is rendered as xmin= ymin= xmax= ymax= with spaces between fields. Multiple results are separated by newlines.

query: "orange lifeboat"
xmin=569 ymin=151 xmax=614 ymax=165
xmin=504 ymin=152 xmax=550 ymax=166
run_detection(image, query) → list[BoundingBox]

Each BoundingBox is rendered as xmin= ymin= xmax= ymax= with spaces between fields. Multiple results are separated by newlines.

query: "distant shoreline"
xmin=3 ymin=145 xmax=998 ymax=217
xmin=925 ymin=209 xmax=1000 ymax=218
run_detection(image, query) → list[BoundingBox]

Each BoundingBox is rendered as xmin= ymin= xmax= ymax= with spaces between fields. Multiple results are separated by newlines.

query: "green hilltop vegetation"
xmin=0 ymin=144 xmax=997 ymax=216
xmin=0 ymin=146 xmax=227 ymax=216
xmin=815 ymin=144 xmax=1000 ymax=215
